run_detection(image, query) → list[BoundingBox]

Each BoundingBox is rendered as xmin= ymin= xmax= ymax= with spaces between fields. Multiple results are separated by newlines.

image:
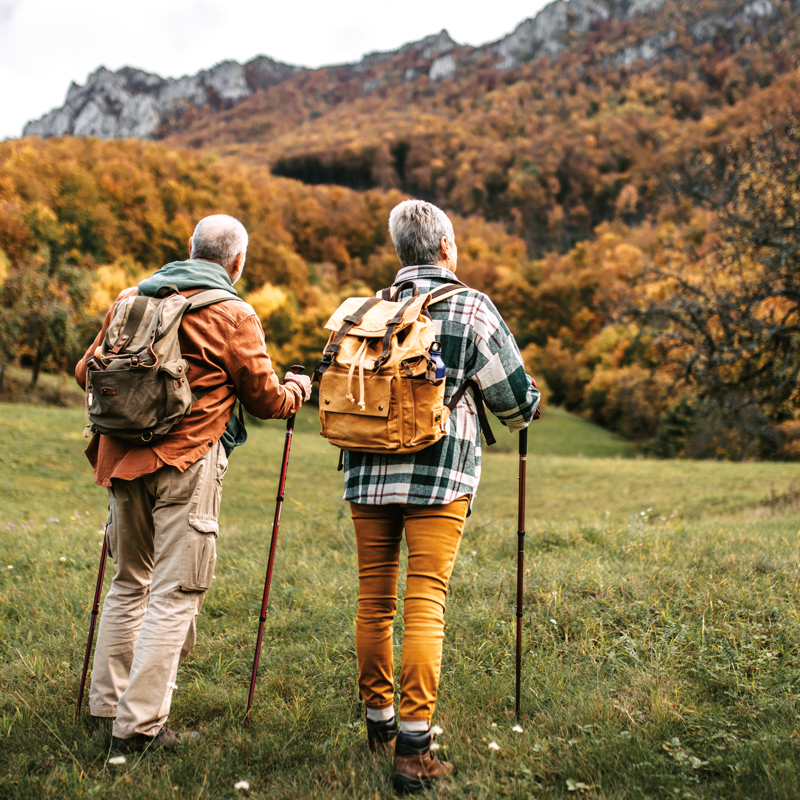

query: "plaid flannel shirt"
xmin=343 ymin=265 xmax=540 ymax=507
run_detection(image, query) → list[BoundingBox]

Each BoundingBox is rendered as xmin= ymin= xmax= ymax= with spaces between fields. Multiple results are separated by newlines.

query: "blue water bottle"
xmin=429 ymin=342 xmax=446 ymax=379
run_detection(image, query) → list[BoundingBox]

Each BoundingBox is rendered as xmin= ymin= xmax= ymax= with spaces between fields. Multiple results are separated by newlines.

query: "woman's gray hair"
xmin=388 ymin=200 xmax=455 ymax=267
xmin=190 ymin=214 xmax=249 ymax=269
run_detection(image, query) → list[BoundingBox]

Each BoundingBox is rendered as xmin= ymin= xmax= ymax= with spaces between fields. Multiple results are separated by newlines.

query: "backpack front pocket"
xmin=89 ymin=367 xmax=159 ymax=434
xmin=404 ymin=377 xmax=447 ymax=449
xmin=320 ymin=370 xmax=398 ymax=452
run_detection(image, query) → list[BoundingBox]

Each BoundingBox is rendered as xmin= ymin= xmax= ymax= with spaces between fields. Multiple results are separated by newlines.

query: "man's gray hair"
xmin=389 ymin=200 xmax=455 ymax=267
xmin=190 ymin=214 xmax=249 ymax=269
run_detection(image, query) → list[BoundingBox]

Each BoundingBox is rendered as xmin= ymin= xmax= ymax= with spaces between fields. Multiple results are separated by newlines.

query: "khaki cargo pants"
xmin=90 ymin=441 xmax=227 ymax=739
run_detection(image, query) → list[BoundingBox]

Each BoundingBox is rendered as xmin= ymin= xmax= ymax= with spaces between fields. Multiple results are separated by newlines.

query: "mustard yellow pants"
xmin=350 ymin=497 xmax=469 ymax=724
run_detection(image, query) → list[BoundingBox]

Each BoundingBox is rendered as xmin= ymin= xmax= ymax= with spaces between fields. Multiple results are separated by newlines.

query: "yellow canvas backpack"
xmin=314 ymin=281 xmax=495 ymax=455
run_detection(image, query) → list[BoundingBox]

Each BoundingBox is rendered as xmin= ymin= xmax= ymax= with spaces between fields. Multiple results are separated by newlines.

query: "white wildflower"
xmin=59 ymin=557 xmax=66 ymax=562
xmin=471 ymin=551 xmax=476 ymax=557
xmin=108 ymin=755 xmax=126 ymax=765
xmin=167 ymin=681 xmax=178 ymax=690
xmin=7 ymin=565 xmax=12 ymax=570
xmin=550 ymin=618 xmax=558 ymax=626
xmin=431 ymin=725 xmax=444 ymax=735
xmin=512 ymin=725 xmax=523 ymax=733
xmin=234 ymin=781 xmax=250 ymax=791
xmin=430 ymin=742 xmax=440 ymax=750
xmin=491 ymin=722 xmax=497 ymax=728
xmin=488 ymin=741 xmax=501 ymax=750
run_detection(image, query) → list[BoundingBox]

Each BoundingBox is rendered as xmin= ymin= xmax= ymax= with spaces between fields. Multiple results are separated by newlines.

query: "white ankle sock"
xmin=366 ymin=707 xmax=395 ymax=722
xmin=399 ymin=720 xmax=430 ymax=733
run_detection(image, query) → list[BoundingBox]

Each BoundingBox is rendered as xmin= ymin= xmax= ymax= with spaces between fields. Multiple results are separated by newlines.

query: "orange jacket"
xmin=76 ymin=287 xmax=302 ymax=487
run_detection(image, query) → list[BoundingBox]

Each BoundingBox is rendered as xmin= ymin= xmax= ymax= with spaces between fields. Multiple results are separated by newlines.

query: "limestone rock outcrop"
xmin=24 ymin=58 xmax=302 ymax=140
xmin=493 ymin=0 xmax=667 ymax=70
xmin=491 ymin=0 xmax=777 ymax=70
xmin=429 ymin=54 xmax=457 ymax=82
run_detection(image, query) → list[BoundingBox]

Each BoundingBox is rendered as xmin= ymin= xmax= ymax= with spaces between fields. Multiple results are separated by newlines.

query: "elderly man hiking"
xmin=75 ymin=214 xmax=311 ymax=752
xmin=320 ymin=200 xmax=540 ymax=792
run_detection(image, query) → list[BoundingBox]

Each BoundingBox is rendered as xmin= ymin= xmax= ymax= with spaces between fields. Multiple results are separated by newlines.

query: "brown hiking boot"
xmin=366 ymin=715 xmax=399 ymax=753
xmin=391 ymin=729 xmax=453 ymax=794
xmin=112 ymin=727 xmax=202 ymax=753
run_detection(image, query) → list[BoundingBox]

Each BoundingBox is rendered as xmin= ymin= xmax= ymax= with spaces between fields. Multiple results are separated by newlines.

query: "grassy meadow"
xmin=0 ymin=401 xmax=799 ymax=799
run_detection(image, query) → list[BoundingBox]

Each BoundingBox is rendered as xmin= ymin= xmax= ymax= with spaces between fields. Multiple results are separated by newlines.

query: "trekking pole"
xmin=515 ymin=427 xmax=528 ymax=719
xmin=76 ymin=528 xmax=109 ymax=719
xmin=245 ymin=365 xmax=305 ymax=728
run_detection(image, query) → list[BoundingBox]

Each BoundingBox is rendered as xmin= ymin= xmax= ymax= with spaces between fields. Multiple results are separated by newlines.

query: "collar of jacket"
xmin=393 ymin=265 xmax=459 ymax=285
xmin=138 ymin=259 xmax=239 ymax=297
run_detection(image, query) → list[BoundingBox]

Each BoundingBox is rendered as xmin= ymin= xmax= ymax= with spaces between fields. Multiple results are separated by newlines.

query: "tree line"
xmin=0 ymin=129 xmax=797 ymax=459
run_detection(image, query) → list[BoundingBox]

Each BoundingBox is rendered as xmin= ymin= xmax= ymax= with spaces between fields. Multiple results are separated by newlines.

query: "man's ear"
xmin=188 ymin=237 xmax=193 ymax=258
xmin=440 ymin=236 xmax=450 ymax=260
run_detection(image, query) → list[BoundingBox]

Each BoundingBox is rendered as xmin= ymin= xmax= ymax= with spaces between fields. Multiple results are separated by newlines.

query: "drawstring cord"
xmin=357 ymin=343 xmax=368 ymax=411
xmin=345 ymin=338 xmax=369 ymax=412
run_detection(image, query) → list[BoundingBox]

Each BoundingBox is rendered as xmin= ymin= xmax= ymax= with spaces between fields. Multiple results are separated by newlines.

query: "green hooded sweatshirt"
xmin=138 ymin=259 xmax=239 ymax=297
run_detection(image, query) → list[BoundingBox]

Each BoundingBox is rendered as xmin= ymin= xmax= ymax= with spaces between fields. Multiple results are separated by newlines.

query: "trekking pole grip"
xmin=286 ymin=365 xmax=305 ymax=429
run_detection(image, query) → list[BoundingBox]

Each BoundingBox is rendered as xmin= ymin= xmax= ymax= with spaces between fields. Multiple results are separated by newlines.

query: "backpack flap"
xmin=323 ymin=295 xmax=427 ymax=336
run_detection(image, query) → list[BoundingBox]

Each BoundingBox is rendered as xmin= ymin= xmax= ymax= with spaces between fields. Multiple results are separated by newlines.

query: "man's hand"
xmin=284 ymin=373 xmax=312 ymax=402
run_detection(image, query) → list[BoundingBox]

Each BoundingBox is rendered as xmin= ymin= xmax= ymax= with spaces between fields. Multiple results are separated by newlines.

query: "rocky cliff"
xmin=24 ymin=0 xmax=782 ymax=140
xmin=23 ymin=57 xmax=302 ymax=139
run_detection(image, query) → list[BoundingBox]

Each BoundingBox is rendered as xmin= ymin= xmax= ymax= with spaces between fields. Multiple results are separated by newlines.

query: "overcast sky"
xmin=0 ymin=0 xmax=552 ymax=141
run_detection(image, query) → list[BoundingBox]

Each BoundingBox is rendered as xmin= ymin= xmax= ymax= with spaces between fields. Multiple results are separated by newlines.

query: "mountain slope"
xmin=24 ymin=0 xmax=753 ymax=141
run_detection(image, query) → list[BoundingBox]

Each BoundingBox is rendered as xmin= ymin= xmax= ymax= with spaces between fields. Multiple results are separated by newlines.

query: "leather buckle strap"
xmin=316 ymin=296 xmax=383 ymax=381
xmin=110 ymin=296 xmax=149 ymax=354
xmin=342 ymin=296 xmax=381 ymax=327
xmin=373 ymin=296 xmax=417 ymax=372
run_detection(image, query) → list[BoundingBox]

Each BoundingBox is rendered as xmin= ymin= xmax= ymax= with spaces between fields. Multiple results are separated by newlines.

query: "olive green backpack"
xmin=84 ymin=287 xmax=248 ymax=454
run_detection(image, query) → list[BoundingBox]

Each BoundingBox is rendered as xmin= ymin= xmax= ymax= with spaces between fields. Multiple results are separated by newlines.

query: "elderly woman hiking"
xmin=337 ymin=200 xmax=540 ymax=792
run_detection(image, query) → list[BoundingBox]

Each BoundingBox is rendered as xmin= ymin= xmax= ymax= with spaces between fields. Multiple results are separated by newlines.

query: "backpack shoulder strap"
xmin=445 ymin=379 xmax=496 ymax=446
xmin=381 ymin=281 xmax=469 ymax=304
xmin=185 ymin=289 xmax=246 ymax=311
xmin=427 ymin=283 xmax=471 ymax=306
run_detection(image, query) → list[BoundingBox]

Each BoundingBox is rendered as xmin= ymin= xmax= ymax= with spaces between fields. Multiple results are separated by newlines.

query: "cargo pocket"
xmin=179 ymin=515 xmax=218 ymax=592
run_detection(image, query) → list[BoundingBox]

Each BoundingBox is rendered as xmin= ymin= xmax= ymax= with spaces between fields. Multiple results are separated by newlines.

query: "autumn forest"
xmin=1 ymin=0 xmax=799 ymax=459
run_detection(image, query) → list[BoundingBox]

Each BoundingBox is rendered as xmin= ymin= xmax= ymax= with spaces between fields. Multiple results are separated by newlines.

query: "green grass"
xmin=1 ymin=402 xmax=799 ymax=799
xmin=0 ymin=365 xmax=86 ymax=408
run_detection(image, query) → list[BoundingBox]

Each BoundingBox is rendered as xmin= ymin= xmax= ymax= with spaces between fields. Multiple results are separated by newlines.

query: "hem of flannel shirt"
xmin=342 ymin=487 xmax=477 ymax=507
